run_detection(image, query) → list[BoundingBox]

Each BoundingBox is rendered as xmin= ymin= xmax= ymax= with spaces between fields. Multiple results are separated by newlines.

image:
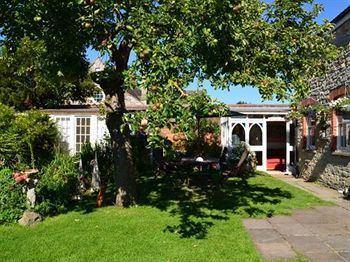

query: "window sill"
xmin=332 ymin=151 xmax=350 ymax=157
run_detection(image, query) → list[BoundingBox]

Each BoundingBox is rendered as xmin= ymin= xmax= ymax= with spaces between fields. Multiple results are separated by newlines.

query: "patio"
xmin=244 ymin=172 xmax=350 ymax=261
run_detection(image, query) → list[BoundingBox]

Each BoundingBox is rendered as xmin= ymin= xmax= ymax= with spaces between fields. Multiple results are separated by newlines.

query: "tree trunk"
xmin=106 ymin=110 xmax=137 ymax=207
xmin=98 ymin=38 xmax=135 ymax=207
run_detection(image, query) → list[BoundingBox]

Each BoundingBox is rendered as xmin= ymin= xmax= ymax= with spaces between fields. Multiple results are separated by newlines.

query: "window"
xmin=306 ymin=116 xmax=316 ymax=150
xmin=289 ymin=123 xmax=295 ymax=147
xmin=338 ymin=116 xmax=350 ymax=151
xmin=55 ymin=117 xmax=70 ymax=151
xmin=76 ymin=117 xmax=91 ymax=152
xmin=232 ymin=124 xmax=245 ymax=146
xmin=93 ymin=91 xmax=104 ymax=103
xmin=249 ymin=124 xmax=262 ymax=146
xmin=255 ymin=151 xmax=263 ymax=166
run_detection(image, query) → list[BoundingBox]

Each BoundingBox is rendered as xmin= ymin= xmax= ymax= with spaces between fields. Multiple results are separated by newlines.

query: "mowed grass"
xmin=0 ymin=172 xmax=330 ymax=261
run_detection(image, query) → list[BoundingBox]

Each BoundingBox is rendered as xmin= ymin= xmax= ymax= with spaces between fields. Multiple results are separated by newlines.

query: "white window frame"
xmin=337 ymin=116 xmax=350 ymax=152
xmin=54 ymin=117 xmax=71 ymax=152
xmin=75 ymin=117 xmax=91 ymax=153
xmin=231 ymin=123 xmax=246 ymax=147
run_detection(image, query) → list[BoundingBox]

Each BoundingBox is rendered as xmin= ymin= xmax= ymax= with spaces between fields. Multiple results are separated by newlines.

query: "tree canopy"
xmin=0 ymin=1 xmax=337 ymax=103
xmin=0 ymin=0 xmax=338 ymax=206
xmin=0 ymin=38 xmax=95 ymax=110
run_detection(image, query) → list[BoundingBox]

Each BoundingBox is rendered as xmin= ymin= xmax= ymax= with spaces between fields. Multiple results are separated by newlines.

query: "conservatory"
xmin=220 ymin=104 xmax=295 ymax=173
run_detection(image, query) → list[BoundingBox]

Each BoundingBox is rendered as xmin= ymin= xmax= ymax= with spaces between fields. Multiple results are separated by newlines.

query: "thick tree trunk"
xmin=98 ymin=38 xmax=135 ymax=207
xmin=106 ymin=110 xmax=137 ymax=207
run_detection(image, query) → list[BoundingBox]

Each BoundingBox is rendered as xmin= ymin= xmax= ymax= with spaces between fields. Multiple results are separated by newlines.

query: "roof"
xmin=90 ymin=57 xmax=105 ymax=72
xmin=54 ymin=58 xmax=147 ymax=109
xmin=331 ymin=5 xmax=350 ymax=24
xmin=42 ymin=104 xmax=147 ymax=115
xmin=227 ymin=104 xmax=290 ymax=115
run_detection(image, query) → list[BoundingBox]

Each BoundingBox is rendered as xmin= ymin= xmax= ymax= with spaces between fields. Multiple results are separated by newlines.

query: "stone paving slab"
xmin=255 ymin=242 xmax=296 ymax=261
xmin=340 ymin=252 xmax=350 ymax=261
xmin=243 ymin=172 xmax=350 ymax=261
xmin=244 ymin=207 xmax=350 ymax=261
xmin=272 ymin=222 xmax=312 ymax=236
xmin=292 ymin=209 xmax=333 ymax=225
xmin=304 ymin=252 xmax=345 ymax=262
xmin=268 ymin=215 xmax=297 ymax=224
xmin=313 ymin=206 xmax=350 ymax=224
xmin=248 ymin=229 xmax=284 ymax=243
xmin=324 ymin=235 xmax=350 ymax=252
xmin=284 ymin=235 xmax=333 ymax=254
xmin=307 ymin=223 xmax=350 ymax=236
xmin=243 ymin=218 xmax=273 ymax=229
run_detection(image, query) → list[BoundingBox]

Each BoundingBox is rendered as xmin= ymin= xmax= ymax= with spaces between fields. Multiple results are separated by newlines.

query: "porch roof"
xmin=227 ymin=104 xmax=290 ymax=115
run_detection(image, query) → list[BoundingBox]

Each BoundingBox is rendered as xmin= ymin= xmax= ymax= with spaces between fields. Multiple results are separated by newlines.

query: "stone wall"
xmin=297 ymin=44 xmax=350 ymax=190
xmin=297 ymin=115 xmax=350 ymax=190
xmin=309 ymin=44 xmax=350 ymax=100
xmin=334 ymin=16 xmax=350 ymax=47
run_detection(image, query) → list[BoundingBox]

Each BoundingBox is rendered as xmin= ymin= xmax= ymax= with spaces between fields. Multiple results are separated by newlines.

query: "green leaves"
xmin=0 ymin=38 xmax=95 ymax=110
xmin=0 ymin=0 xmax=338 ymax=151
xmin=0 ymin=104 xmax=58 ymax=169
xmin=1 ymin=0 xmax=336 ymax=106
xmin=0 ymin=169 xmax=27 ymax=225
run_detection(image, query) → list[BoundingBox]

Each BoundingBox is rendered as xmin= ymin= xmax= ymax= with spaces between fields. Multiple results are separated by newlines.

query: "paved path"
xmin=243 ymin=172 xmax=350 ymax=261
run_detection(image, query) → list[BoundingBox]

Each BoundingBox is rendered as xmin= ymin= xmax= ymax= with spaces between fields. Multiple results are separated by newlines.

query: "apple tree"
xmin=0 ymin=0 xmax=337 ymax=206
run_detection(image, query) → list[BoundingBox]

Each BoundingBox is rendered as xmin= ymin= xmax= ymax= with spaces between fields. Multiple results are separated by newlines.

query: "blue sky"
xmin=88 ymin=1 xmax=349 ymax=105
xmin=199 ymin=1 xmax=350 ymax=105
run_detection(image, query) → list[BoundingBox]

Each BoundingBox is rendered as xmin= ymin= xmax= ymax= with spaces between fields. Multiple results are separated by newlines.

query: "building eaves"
xmin=227 ymin=104 xmax=290 ymax=114
xmin=332 ymin=5 xmax=350 ymax=24
xmin=42 ymin=104 xmax=147 ymax=114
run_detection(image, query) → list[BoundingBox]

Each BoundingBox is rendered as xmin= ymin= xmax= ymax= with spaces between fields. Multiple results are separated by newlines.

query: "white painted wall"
xmin=51 ymin=113 xmax=109 ymax=154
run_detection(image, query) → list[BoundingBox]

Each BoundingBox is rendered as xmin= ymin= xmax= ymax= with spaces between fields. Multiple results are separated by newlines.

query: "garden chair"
xmin=221 ymin=148 xmax=249 ymax=180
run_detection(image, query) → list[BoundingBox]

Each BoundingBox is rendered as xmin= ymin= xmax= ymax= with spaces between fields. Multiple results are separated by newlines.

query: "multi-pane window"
xmin=76 ymin=117 xmax=91 ymax=152
xmin=55 ymin=117 xmax=70 ymax=151
xmin=93 ymin=91 xmax=104 ymax=103
xmin=306 ymin=116 xmax=316 ymax=150
xmin=338 ymin=118 xmax=350 ymax=151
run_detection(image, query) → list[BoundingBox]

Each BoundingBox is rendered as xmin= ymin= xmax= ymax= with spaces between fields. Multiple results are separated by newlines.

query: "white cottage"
xmin=42 ymin=58 xmax=147 ymax=154
xmin=43 ymin=101 xmax=146 ymax=154
xmin=221 ymin=104 xmax=295 ymax=173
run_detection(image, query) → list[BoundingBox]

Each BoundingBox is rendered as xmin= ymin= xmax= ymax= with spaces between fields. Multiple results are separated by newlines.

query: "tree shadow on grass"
xmin=69 ymin=196 xmax=97 ymax=214
xmin=138 ymin=171 xmax=292 ymax=239
xmin=68 ymin=184 xmax=117 ymax=215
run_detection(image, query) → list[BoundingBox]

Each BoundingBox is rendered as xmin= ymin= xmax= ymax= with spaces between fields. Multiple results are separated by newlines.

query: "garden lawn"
xmin=0 ymin=172 xmax=330 ymax=261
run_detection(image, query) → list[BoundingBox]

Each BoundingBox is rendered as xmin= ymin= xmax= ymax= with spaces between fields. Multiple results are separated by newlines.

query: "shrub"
xmin=0 ymin=103 xmax=15 ymax=131
xmin=94 ymin=139 xmax=115 ymax=184
xmin=0 ymin=103 xmax=58 ymax=169
xmin=13 ymin=110 xmax=58 ymax=168
xmin=0 ymin=169 xmax=26 ymax=224
xmin=227 ymin=142 xmax=256 ymax=172
xmin=35 ymin=154 xmax=79 ymax=216
xmin=80 ymin=143 xmax=94 ymax=179
xmin=80 ymin=139 xmax=115 ymax=185
xmin=0 ymin=132 xmax=21 ymax=168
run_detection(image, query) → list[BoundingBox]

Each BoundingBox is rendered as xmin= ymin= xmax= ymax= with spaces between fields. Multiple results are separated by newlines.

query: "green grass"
xmin=0 ymin=172 xmax=330 ymax=261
